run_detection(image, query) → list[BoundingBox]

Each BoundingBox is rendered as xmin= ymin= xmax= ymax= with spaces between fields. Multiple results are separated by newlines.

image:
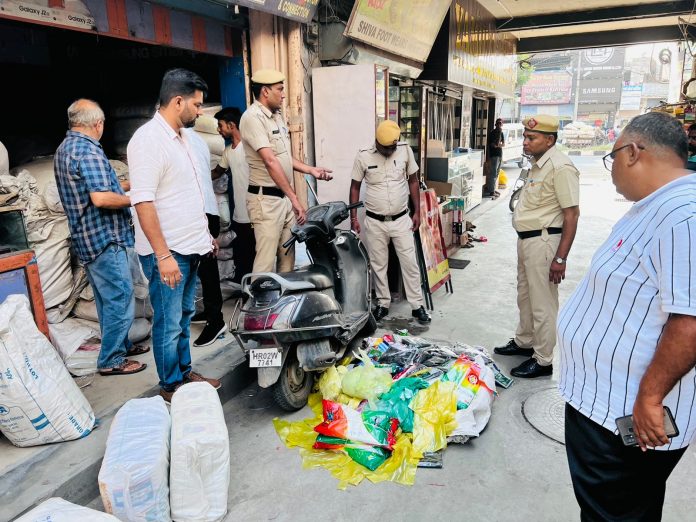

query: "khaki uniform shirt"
xmin=239 ymin=101 xmax=293 ymax=188
xmin=351 ymin=142 xmax=419 ymax=215
xmin=512 ymin=146 xmax=579 ymax=232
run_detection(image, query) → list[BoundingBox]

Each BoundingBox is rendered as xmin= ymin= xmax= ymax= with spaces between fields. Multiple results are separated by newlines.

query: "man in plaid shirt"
xmin=54 ymin=99 xmax=148 ymax=376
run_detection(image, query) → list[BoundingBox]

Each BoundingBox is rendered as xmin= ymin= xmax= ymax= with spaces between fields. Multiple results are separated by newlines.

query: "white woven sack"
xmin=99 ymin=396 xmax=171 ymax=521
xmin=26 ymin=215 xmax=72 ymax=309
xmin=194 ymin=114 xmax=219 ymax=135
xmin=170 ymin=382 xmax=229 ymax=522
xmin=15 ymin=497 xmax=119 ymax=522
xmin=0 ymin=140 xmax=9 ymax=176
xmin=128 ymin=317 xmax=152 ymax=343
xmin=195 ymin=131 xmax=225 ymax=157
xmin=216 ymin=193 xmax=230 ymax=230
xmin=0 ymin=295 xmax=95 ymax=447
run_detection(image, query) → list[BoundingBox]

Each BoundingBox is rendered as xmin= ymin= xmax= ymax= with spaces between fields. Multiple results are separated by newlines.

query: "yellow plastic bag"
xmin=498 ymin=169 xmax=508 ymax=188
xmin=317 ymin=366 xmax=360 ymax=407
xmin=273 ymin=394 xmax=420 ymax=489
xmin=341 ymin=349 xmax=393 ymax=403
xmin=410 ymin=381 xmax=458 ymax=454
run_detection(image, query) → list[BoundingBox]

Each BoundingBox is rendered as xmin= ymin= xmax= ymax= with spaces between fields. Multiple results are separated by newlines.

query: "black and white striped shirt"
xmin=558 ymin=174 xmax=696 ymax=450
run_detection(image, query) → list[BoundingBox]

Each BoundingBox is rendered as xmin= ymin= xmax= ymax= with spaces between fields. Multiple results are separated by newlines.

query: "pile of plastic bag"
xmin=274 ymin=333 xmax=507 ymax=488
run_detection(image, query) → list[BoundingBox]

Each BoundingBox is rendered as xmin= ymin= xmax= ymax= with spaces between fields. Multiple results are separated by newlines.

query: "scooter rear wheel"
xmin=272 ymin=346 xmax=313 ymax=411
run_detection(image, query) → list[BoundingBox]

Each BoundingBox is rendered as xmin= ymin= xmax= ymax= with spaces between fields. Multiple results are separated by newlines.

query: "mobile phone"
xmin=616 ymin=406 xmax=679 ymax=447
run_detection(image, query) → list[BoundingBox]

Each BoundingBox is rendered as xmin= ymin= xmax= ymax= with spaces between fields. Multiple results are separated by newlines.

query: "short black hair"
xmin=622 ymin=112 xmax=687 ymax=163
xmin=214 ymin=107 xmax=242 ymax=127
xmin=688 ymin=122 xmax=696 ymax=134
xmin=158 ymin=68 xmax=208 ymax=107
xmin=250 ymin=82 xmax=264 ymax=100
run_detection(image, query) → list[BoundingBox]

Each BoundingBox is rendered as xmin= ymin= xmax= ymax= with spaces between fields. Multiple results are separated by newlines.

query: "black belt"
xmin=517 ymin=227 xmax=563 ymax=240
xmin=248 ymin=185 xmax=285 ymax=198
xmin=365 ymin=209 xmax=409 ymax=222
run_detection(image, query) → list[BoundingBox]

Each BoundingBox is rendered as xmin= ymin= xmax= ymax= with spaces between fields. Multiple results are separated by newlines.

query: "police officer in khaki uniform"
xmin=494 ymin=115 xmax=580 ymax=378
xmin=349 ymin=120 xmax=431 ymax=324
xmin=239 ymin=69 xmax=332 ymax=273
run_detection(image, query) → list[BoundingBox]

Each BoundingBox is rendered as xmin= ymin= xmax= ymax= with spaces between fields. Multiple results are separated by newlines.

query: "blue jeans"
xmin=84 ymin=244 xmax=135 ymax=369
xmin=140 ymin=252 xmax=199 ymax=391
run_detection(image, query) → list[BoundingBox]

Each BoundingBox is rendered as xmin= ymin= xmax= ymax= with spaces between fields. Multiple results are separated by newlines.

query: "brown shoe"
xmin=159 ymin=387 xmax=176 ymax=404
xmin=185 ymin=371 xmax=221 ymax=390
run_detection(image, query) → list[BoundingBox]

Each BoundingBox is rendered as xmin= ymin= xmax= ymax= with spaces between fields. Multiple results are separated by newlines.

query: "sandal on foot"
xmin=99 ymin=359 xmax=147 ymax=376
xmin=126 ymin=344 xmax=150 ymax=356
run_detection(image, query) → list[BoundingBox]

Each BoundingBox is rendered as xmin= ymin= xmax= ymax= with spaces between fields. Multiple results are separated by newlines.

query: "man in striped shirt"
xmin=558 ymin=112 xmax=696 ymax=520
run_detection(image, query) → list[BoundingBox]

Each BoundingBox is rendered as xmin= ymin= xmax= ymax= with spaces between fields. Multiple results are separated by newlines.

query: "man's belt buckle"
xmin=384 ymin=215 xmax=392 ymax=222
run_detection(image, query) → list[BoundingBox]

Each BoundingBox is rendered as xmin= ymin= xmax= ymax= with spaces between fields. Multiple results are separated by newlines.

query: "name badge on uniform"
xmin=367 ymin=165 xmax=378 ymax=169
xmin=272 ymin=130 xmax=280 ymax=135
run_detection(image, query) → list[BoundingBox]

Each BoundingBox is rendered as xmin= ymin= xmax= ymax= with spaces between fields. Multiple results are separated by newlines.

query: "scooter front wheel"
xmin=272 ymin=345 xmax=313 ymax=411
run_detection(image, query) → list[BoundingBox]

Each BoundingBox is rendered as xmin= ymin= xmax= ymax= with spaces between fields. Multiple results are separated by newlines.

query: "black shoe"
xmin=193 ymin=320 xmax=226 ymax=347
xmin=191 ymin=311 xmax=207 ymax=324
xmin=411 ymin=306 xmax=431 ymax=324
xmin=494 ymin=339 xmax=534 ymax=357
xmin=510 ymin=358 xmax=552 ymax=378
xmin=373 ymin=306 xmax=389 ymax=321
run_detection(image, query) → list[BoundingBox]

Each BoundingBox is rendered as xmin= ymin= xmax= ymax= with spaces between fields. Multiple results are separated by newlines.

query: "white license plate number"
xmin=249 ymin=348 xmax=281 ymax=368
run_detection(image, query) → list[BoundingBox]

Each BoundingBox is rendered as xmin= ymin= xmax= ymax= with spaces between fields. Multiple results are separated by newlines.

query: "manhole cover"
xmin=522 ymin=387 xmax=566 ymax=444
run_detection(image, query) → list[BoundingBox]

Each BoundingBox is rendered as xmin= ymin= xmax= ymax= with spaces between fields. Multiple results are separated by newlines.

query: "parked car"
xmin=501 ymin=123 xmax=526 ymax=167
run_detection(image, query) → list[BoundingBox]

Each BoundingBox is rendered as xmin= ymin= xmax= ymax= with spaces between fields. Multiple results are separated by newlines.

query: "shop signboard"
xmin=228 ymin=0 xmax=319 ymax=24
xmin=578 ymin=77 xmax=623 ymax=105
xmin=619 ymin=85 xmax=642 ymax=111
xmin=447 ymin=0 xmax=516 ymax=98
xmin=0 ymin=0 xmax=96 ymax=30
xmin=418 ymin=190 xmax=451 ymax=293
xmin=581 ymin=47 xmax=626 ymax=79
xmin=521 ymin=72 xmax=572 ymax=105
xmin=344 ymin=0 xmax=451 ymax=63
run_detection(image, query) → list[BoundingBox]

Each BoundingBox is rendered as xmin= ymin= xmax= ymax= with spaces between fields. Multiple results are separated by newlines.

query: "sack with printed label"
xmin=15 ymin=498 xmax=119 ymax=522
xmin=0 ymin=295 xmax=95 ymax=447
xmin=99 ymin=396 xmax=171 ymax=521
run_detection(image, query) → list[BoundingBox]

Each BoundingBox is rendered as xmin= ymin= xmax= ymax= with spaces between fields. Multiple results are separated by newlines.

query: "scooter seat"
xmin=277 ymin=265 xmax=333 ymax=290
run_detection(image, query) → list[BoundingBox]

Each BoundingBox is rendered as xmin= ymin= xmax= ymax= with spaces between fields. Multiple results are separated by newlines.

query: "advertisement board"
xmin=231 ymin=0 xmax=319 ymax=23
xmin=447 ymin=0 xmax=516 ymax=97
xmin=619 ymin=85 xmax=642 ymax=111
xmin=418 ymin=190 xmax=451 ymax=293
xmin=521 ymin=72 xmax=572 ymax=105
xmin=344 ymin=0 xmax=451 ymax=63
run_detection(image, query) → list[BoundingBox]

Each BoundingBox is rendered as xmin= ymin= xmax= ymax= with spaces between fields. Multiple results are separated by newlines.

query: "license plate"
xmin=249 ymin=348 xmax=281 ymax=368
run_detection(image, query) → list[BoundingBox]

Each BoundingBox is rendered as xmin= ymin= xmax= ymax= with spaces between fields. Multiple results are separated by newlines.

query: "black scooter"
xmin=229 ymin=200 xmax=375 ymax=410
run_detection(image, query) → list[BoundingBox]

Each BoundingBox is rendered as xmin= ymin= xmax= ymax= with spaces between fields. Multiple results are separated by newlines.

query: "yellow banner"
xmin=344 ymin=0 xmax=451 ymax=63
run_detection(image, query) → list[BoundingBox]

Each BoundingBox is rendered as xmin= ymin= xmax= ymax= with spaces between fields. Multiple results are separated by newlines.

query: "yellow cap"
xmin=376 ymin=120 xmax=401 ymax=146
xmin=523 ymin=114 xmax=559 ymax=133
xmin=251 ymin=69 xmax=285 ymax=85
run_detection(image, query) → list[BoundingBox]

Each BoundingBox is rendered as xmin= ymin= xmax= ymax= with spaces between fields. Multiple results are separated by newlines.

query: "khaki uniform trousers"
xmin=364 ymin=213 xmax=424 ymax=309
xmin=514 ymin=232 xmax=561 ymax=366
xmin=246 ymin=193 xmax=295 ymax=274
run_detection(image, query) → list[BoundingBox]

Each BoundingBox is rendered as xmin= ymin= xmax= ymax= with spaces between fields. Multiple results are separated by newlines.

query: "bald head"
xmin=67 ymin=99 xmax=105 ymax=129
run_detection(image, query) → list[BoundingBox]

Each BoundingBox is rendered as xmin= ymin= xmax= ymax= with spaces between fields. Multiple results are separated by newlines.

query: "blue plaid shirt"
xmin=54 ymin=130 xmax=134 ymax=264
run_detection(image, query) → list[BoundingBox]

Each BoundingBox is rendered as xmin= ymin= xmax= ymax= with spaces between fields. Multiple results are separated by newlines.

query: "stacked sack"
xmin=99 ymin=383 xmax=229 ymax=522
xmin=2 ymin=150 xmax=154 ymax=375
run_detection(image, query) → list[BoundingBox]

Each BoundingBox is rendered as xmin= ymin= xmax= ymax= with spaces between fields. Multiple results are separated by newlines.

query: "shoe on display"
xmin=185 ymin=371 xmax=222 ymax=390
xmin=510 ymin=358 xmax=552 ymax=378
xmin=193 ymin=320 xmax=226 ymax=347
xmin=373 ymin=306 xmax=389 ymax=321
xmin=411 ymin=306 xmax=431 ymax=324
xmin=493 ymin=339 xmax=534 ymax=357
xmin=191 ymin=311 xmax=207 ymax=324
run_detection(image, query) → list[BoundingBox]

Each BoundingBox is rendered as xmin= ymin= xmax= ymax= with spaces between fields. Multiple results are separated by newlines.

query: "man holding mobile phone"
xmin=557 ymin=112 xmax=696 ymax=520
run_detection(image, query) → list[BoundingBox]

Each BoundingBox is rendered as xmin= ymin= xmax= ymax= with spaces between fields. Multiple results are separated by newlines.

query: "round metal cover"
xmin=522 ymin=387 xmax=566 ymax=444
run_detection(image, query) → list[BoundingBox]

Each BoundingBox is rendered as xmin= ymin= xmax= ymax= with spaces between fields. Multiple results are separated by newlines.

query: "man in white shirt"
xmin=188 ymin=130 xmax=225 ymax=347
xmin=127 ymin=68 xmax=221 ymax=402
xmin=558 ymin=112 xmax=696 ymax=520
xmin=212 ymin=107 xmax=255 ymax=283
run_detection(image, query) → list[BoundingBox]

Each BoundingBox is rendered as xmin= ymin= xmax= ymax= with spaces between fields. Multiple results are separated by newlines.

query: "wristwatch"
xmin=554 ymin=257 xmax=566 ymax=264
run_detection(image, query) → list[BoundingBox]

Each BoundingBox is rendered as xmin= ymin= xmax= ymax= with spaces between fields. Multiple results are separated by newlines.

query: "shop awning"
xmin=0 ymin=0 xmax=243 ymax=56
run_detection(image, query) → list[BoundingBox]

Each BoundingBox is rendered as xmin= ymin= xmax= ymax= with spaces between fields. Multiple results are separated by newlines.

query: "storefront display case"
xmin=399 ymin=86 xmax=423 ymax=160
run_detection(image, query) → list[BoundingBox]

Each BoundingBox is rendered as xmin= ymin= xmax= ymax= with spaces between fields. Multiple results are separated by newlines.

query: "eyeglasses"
xmin=602 ymin=143 xmax=645 ymax=171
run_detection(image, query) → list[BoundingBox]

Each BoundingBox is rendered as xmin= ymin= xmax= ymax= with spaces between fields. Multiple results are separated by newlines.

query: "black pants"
xmin=565 ymin=403 xmax=686 ymax=522
xmin=231 ymin=220 xmax=255 ymax=284
xmin=197 ymin=214 xmax=223 ymax=323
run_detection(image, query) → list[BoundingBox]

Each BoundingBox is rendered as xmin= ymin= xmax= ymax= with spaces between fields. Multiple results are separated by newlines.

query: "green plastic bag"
xmin=370 ymin=377 xmax=429 ymax=432
xmin=342 ymin=349 xmax=393 ymax=403
xmin=313 ymin=435 xmax=391 ymax=471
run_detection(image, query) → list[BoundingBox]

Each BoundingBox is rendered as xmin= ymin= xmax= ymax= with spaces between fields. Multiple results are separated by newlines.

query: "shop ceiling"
xmin=487 ymin=1 xmax=696 ymax=52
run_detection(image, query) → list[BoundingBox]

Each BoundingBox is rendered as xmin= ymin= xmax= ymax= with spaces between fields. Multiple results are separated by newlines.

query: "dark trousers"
xmin=565 ymin=403 xmax=686 ymax=522
xmin=197 ymin=214 xmax=223 ymax=323
xmin=485 ymin=155 xmax=502 ymax=195
xmin=231 ymin=219 xmax=255 ymax=284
